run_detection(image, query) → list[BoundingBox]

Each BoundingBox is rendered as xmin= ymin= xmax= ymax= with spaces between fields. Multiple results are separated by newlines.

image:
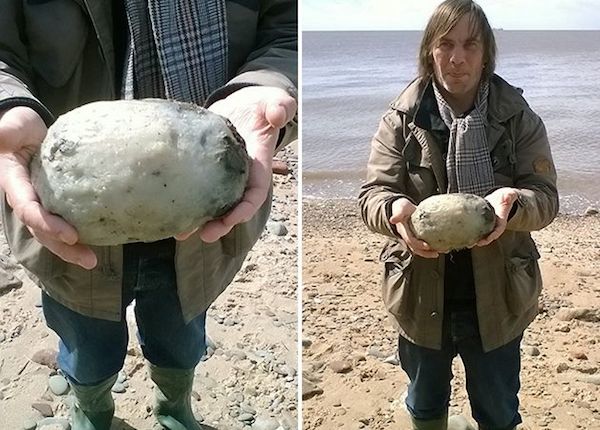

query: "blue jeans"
xmin=43 ymin=239 xmax=207 ymax=386
xmin=398 ymin=310 xmax=522 ymax=430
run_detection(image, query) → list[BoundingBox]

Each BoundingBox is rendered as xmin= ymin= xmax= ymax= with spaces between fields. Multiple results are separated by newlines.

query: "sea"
xmin=302 ymin=30 xmax=600 ymax=214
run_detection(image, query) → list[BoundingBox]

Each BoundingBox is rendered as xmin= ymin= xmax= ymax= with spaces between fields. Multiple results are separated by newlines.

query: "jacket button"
xmin=430 ymin=311 xmax=438 ymax=318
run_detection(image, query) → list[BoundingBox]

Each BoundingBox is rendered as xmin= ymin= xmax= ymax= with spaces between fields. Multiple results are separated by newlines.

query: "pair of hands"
xmin=0 ymin=86 xmax=297 ymax=270
xmin=390 ymin=188 xmax=519 ymax=258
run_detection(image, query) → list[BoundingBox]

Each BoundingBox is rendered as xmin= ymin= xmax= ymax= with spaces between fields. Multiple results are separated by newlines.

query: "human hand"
xmin=176 ymin=86 xmax=297 ymax=243
xmin=389 ymin=197 xmax=440 ymax=259
xmin=0 ymin=107 xmax=97 ymax=269
xmin=476 ymin=187 xmax=519 ymax=247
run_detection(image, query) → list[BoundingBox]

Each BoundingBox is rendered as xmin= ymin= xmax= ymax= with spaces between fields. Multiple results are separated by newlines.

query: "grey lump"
xmin=31 ymin=99 xmax=250 ymax=246
xmin=408 ymin=193 xmax=496 ymax=251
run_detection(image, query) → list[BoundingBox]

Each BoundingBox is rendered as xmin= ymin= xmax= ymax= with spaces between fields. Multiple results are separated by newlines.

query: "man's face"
xmin=431 ymin=13 xmax=484 ymax=108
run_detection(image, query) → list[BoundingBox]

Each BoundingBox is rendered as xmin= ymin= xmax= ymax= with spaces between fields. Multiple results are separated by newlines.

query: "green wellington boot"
xmin=69 ymin=374 xmax=117 ymax=430
xmin=149 ymin=364 xmax=203 ymax=430
xmin=410 ymin=413 xmax=448 ymax=430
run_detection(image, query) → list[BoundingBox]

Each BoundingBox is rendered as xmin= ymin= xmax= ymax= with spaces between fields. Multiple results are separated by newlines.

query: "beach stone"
xmin=0 ymin=271 xmax=22 ymax=294
xmin=36 ymin=417 xmax=70 ymax=429
xmin=328 ymin=360 xmax=352 ymax=374
xmin=556 ymin=363 xmax=569 ymax=373
xmin=48 ymin=375 xmax=69 ymax=396
xmin=584 ymin=207 xmax=599 ymax=216
xmin=31 ymin=99 xmax=249 ymax=246
xmin=111 ymin=381 xmax=126 ymax=393
xmin=556 ymin=308 xmax=600 ymax=322
xmin=580 ymin=375 xmax=600 ymax=385
xmin=0 ymin=332 xmax=5 ymax=343
xmin=409 ymin=193 xmax=495 ymax=251
xmin=570 ymin=350 xmax=588 ymax=360
xmin=238 ymin=412 xmax=255 ymax=422
xmin=31 ymin=402 xmax=54 ymax=417
xmin=302 ymin=378 xmax=323 ymax=400
xmin=267 ymin=221 xmax=288 ymax=236
xmin=31 ymin=348 xmax=58 ymax=370
xmin=23 ymin=419 xmax=38 ymax=430
xmin=251 ymin=416 xmax=280 ymax=430
xmin=383 ymin=354 xmax=399 ymax=366
xmin=448 ymin=414 xmax=476 ymax=430
xmin=522 ymin=345 xmax=540 ymax=356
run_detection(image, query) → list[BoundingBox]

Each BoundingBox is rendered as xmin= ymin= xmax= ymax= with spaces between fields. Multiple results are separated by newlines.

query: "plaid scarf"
xmin=433 ymin=80 xmax=495 ymax=197
xmin=123 ymin=0 xmax=228 ymax=104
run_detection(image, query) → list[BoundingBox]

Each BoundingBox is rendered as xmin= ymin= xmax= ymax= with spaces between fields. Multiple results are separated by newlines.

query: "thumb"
xmin=265 ymin=95 xmax=296 ymax=129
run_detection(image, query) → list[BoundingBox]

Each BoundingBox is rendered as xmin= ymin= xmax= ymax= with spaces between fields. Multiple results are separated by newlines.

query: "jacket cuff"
xmin=0 ymin=97 xmax=55 ymax=127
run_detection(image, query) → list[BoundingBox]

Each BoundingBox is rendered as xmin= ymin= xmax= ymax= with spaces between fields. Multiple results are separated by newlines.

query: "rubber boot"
xmin=69 ymin=374 xmax=117 ymax=430
xmin=410 ymin=413 xmax=448 ymax=430
xmin=149 ymin=364 xmax=203 ymax=430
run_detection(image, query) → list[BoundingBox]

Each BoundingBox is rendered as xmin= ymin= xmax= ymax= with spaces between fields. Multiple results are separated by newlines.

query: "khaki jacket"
xmin=0 ymin=0 xmax=297 ymax=322
xmin=359 ymin=75 xmax=558 ymax=352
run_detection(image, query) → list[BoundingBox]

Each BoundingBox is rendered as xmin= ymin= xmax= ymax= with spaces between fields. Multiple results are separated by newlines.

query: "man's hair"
xmin=418 ymin=0 xmax=497 ymax=80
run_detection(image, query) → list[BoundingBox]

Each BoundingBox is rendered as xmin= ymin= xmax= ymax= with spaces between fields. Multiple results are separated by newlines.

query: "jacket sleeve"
xmin=358 ymin=110 xmax=413 ymax=239
xmin=506 ymin=109 xmax=559 ymax=231
xmin=0 ymin=0 xmax=54 ymax=125
xmin=205 ymin=0 xmax=297 ymax=149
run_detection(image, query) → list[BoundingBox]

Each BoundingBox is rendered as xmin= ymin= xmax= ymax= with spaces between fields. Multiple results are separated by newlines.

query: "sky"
xmin=302 ymin=0 xmax=600 ymax=31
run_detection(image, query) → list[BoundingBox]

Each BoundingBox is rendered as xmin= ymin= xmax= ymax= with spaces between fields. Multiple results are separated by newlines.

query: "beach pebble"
xmin=31 ymin=402 xmax=54 ymax=417
xmin=23 ymin=419 xmax=38 ymax=430
xmin=251 ymin=416 xmax=280 ymax=430
xmin=584 ymin=207 xmax=598 ymax=216
xmin=522 ymin=346 xmax=540 ymax=356
xmin=302 ymin=378 xmax=323 ymax=400
xmin=556 ymin=362 xmax=570 ymax=373
xmin=48 ymin=375 xmax=69 ymax=396
xmin=31 ymin=349 xmax=58 ymax=370
xmin=570 ymin=350 xmax=588 ymax=360
xmin=448 ymin=414 xmax=476 ymax=430
xmin=238 ymin=412 xmax=255 ymax=422
xmin=111 ymin=382 xmax=126 ymax=393
xmin=117 ymin=371 xmax=127 ymax=383
xmin=36 ymin=417 xmax=70 ymax=429
xmin=0 ymin=332 xmax=5 ymax=343
xmin=383 ymin=354 xmax=399 ymax=365
xmin=328 ymin=360 xmax=352 ymax=374
xmin=267 ymin=221 xmax=288 ymax=237
xmin=556 ymin=308 xmax=600 ymax=322
xmin=580 ymin=375 xmax=600 ymax=386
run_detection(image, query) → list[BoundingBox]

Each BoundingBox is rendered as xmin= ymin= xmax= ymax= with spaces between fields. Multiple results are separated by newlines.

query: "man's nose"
xmin=450 ymin=46 xmax=466 ymax=65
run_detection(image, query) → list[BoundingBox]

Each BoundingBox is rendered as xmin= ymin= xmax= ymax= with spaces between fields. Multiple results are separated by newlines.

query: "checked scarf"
xmin=433 ymin=80 xmax=495 ymax=197
xmin=123 ymin=0 xmax=228 ymax=104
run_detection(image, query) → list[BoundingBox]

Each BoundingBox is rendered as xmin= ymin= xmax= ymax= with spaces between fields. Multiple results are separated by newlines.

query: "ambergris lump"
xmin=31 ymin=99 xmax=250 ymax=246
xmin=409 ymin=193 xmax=496 ymax=251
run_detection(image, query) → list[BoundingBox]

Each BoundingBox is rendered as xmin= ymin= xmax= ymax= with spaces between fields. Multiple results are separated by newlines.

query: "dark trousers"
xmin=398 ymin=310 xmax=522 ymax=430
xmin=43 ymin=239 xmax=207 ymax=385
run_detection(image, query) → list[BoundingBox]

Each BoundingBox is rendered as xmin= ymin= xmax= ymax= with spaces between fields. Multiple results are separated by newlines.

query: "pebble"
xmin=302 ymin=378 xmax=323 ymax=400
xmin=584 ymin=207 xmax=599 ymax=216
xmin=366 ymin=346 xmax=388 ymax=359
xmin=23 ymin=419 xmax=37 ymax=430
xmin=521 ymin=346 xmax=540 ymax=356
xmin=31 ymin=349 xmax=58 ymax=370
xmin=0 ymin=332 xmax=5 ymax=343
xmin=383 ymin=354 xmax=399 ymax=365
xmin=556 ymin=363 xmax=569 ymax=373
xmin=448 ymin=414 xmax=476 ymax=430
xmin=240 ymin=403 xmax=257 ymax=415
xmin=569 ymin=350 xmax=588 ymax=360
xmin=48 ymin=375 xmax=69 ymax=396
xmin=267 ymin=222 xmax=288 ymax=237
xmin=111 ymin=382 xmax=126 ymax=393
xmin=301 ymin=338 xmax=313 ymax=348
xmin=251 ymin=416 xmax=280 ymax=430
xmin=31 ymin=402 xmax=54 ymax=417
xmin=117 ymin=371 xmax=127 ymax=383
xmin=580 ymin=375 xmax=600 ymax=386
xmin=238 ymin=412 xmax=255 ymax=422
xmin=556 ymin=308 xmax=600 ymax=323
xmin=329 ymin=360 xmax=352 ymax=374
xmin=36 ymin=417 xmax=70 ymax=429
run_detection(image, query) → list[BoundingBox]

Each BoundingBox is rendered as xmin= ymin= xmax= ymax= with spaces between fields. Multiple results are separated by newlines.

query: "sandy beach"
xmin=0 ymin=149 xmax=298 ymax=430
xmin=302 ymin=198 xmax=600 ymax=430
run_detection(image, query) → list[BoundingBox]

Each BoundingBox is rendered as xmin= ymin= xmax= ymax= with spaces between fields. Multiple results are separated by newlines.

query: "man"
xmin=0 ymin=1 xmax=297 ymax=429
xmin=358 ymin=1 xmax=558 ymax=429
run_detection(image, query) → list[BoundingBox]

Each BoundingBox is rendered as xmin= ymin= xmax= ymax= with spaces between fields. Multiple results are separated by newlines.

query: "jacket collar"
xmin=390 ymin=74 xmax=530 ymax=130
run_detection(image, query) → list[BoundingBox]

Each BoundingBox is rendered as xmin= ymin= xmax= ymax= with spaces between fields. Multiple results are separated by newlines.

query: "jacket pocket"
xmin=505 ymin=252 xmax=542 ymax=316
xmin=24 ymin=0 xmax=88 ymax=88
xmin=380 ymin=242 xmax=413 ymax=320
